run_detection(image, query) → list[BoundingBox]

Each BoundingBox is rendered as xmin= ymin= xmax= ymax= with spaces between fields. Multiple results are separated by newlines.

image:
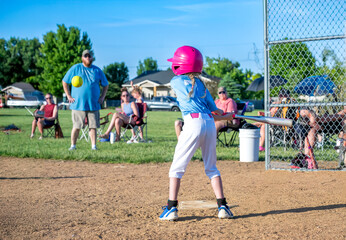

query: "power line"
xmin=248 ymin=43 xmax=263 ymax=71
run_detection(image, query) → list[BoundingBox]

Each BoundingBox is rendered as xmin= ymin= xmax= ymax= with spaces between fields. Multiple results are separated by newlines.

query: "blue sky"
xmin=0 ymin=0 xmax=264 ymax=79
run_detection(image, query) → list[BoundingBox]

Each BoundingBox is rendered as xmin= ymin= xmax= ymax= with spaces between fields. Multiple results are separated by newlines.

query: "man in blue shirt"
xmin=62 ymin=50 xmax=109 ymax=150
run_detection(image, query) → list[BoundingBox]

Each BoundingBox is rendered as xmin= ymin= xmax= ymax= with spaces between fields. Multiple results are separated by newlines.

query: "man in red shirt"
xmin=30 ymin=93 xmax=58 ymax=140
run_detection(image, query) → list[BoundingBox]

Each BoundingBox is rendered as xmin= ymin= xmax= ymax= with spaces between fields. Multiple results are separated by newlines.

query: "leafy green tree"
xmin=102 ymin=62 xmax=128 ymax=100
xmin=317 ymin=48 xmax=345 ymax=112
xmin=317 ymin=47 xmax=345 ymax=84
xmin=203 ymin=56 xmax=240 ymax=78
xmin=0 ymin=37 xmax=42 ymax=88
xmin=0 ymin=39 xmax=9 ymax=87
xmin=37 ymin=24 xmax=92 ymax=96
xmin=218 ymin=68 xmax=247 ymax=100
xmin=220 ymin=73 xmax=241 ymax=99
xmin=204 ymin=56 xmax=259 ymax=99
xmin=103 ymin=62 xmax=129 ymax=86
xmin=136 ymin=57 xmax=158 ymax=76
xmin=105 ymin=82 xmax=122 ymax=100
xmin=269 ymin=41 xmax=316 ymax=86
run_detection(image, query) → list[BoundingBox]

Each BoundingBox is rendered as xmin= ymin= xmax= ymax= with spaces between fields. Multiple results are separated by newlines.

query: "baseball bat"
xmin=232 ymin=114 xmax=293 ymax=128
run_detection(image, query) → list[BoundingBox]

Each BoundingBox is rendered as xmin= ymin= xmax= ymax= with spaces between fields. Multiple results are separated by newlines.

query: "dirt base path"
xmin=0 ymin=157 xmax=345 ymax=239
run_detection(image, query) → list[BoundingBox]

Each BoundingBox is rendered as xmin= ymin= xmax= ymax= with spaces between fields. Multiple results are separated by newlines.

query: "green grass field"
xmin=0 ymin=108 xmax=266 ymax=163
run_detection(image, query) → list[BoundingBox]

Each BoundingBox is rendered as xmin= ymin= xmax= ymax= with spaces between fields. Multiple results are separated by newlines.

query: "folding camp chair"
xmin=79 ymin=117 xmax=89 ymax=142
xmin=43 ymin=117 xmax=60 ymax=138
xmin=217 ymin=102 xmax=248 ymax=147
xmin=97 ymin=112 xmax=112 ymax=137
xmin=120 ymin=103 xmax=148 ymax=142
xmin=79 ymin=112 xmax=113 ymax=142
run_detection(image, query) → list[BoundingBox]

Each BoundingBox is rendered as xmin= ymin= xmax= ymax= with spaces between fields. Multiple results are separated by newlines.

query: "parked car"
xmin=145 ymin=96 xmax=180 ymax=111
xmin=236 ymin=100 xmax=254 ymax=112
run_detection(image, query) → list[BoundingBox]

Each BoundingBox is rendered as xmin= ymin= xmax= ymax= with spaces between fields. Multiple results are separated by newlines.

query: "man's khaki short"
xmin=72 ymin=110 xmax=100 ymax=129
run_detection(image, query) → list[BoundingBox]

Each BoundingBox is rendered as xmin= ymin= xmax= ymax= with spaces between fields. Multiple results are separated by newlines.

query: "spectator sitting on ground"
xmin=30 ymin=93 xmax=58 ymax=140
xmin=175 ymin=86 xmax=235 ymax=139
xmin=99 ymin=88 xmax=139 ymax=143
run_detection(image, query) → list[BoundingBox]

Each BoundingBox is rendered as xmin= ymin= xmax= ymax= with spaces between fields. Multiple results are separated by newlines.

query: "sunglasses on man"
xmin=84 ymin=54 xmax=92 ymax=58
xmin=218 ymin=91 xmax=226 ymax=94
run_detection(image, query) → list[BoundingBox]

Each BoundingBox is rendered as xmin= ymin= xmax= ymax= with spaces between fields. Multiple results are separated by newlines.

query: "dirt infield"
xmin=1 ymin=157 xmax=345 ymax=240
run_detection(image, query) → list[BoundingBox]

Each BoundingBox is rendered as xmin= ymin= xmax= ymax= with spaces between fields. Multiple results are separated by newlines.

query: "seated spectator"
xmin=254 ymin=88 xmax=342 ymax=157
xmin=30 ymin=93 xmax=58 ymax=140
xmin=316 ymin=106 xmax=346 ymax=161
xmin=130 ymin=83 xmax=145 ymax=142
xmin=99 ymin=88 xmax=139 ymax=143
xmin=253 ymin=88 xmax=320 ymax=152
xmin=131 ymin=81 xmax=144 ymax=103
xmin=174 ymin=86 xmax=234 ymax=139
xmin=316 ymin=106 xmax=345 ymax=125
xmin=214 ymin=86 xmax=240 ymax=132
xmin=297 ymin=106 xmax=345 ymax=167
xmin=253 ymin=89 xmax=291 ymax=151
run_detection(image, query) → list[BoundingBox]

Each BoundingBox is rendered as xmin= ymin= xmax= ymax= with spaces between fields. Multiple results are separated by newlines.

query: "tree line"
xmin=1 ymin=25 xmax=343 ymax=100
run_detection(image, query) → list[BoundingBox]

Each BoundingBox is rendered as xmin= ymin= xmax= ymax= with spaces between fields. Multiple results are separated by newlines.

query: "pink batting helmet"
xmin=167 ymin=46 xmax=203 ymax=75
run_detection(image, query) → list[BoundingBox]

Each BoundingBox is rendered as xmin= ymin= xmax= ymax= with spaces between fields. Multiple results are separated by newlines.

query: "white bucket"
xmin=110 ymin=132 xmax=115 ymax=144
xmin=239 ymin=128 xmax=260 ymax=162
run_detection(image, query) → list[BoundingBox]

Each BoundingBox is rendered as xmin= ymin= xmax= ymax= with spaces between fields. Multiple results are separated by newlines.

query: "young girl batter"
xmin=159 ymin=46 xmax=234 ymax=221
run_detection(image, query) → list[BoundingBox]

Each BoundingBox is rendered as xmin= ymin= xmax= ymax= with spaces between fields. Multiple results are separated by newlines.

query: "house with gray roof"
xmin=122 ymin=69 xmax=221 ymax=99
xmin=2 ymin=82 xmax=45 ymax=107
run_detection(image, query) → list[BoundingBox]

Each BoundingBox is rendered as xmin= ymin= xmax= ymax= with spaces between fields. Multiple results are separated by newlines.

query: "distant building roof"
xmin=123 ymin=69 xmax=221 ymax=87
xmin=130 ymin=70 xmax=175 ymax=86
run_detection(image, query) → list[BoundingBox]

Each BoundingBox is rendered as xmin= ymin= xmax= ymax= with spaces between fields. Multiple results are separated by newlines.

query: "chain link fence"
xmin=264 ymin=0 xmax=345 ymax=170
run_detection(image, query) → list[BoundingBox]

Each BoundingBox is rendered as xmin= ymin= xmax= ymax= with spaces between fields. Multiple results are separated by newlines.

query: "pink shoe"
xmin=259 ymin=146 xmax=265 ymax=152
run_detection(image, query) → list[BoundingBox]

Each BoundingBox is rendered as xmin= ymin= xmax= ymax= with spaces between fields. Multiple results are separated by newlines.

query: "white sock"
xmin=92 ymin=145 xmax=96 ymax=149
xmin=71 ymin=144 xmax=76 ymax=148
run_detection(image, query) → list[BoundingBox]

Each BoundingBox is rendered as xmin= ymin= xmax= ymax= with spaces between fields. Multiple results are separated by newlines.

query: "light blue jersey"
xmin=170 ymin=75 xmax=217 ymax=116
xmin=63 ymin=63 xmax=109 ymax=111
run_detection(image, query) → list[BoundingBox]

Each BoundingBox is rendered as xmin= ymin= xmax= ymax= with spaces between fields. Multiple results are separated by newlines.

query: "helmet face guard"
xmin=167 ymin=46 xmax=203 ymax=75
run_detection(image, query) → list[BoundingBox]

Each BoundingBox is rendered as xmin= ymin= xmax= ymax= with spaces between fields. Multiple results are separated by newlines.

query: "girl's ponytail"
xmin=187 ymin=73 xmax=206 ymax=98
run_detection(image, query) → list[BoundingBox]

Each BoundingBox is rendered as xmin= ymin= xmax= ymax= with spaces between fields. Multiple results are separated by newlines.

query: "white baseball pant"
xmin=169 ymin=113 xmax=220 ymax=179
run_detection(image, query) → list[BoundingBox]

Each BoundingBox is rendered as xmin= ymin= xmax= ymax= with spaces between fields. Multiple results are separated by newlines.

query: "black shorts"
xmin=35 ymin=117 xmax=54 ymax=127
xmin=43 ymin=120 xmax=55 ymax=127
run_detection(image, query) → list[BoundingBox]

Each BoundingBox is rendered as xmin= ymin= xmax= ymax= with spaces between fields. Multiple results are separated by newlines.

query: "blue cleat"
xmin=218 ymin=205 xmax=234 ymax=219
xmin=159 ymin=206 xmax=178 ymax=221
